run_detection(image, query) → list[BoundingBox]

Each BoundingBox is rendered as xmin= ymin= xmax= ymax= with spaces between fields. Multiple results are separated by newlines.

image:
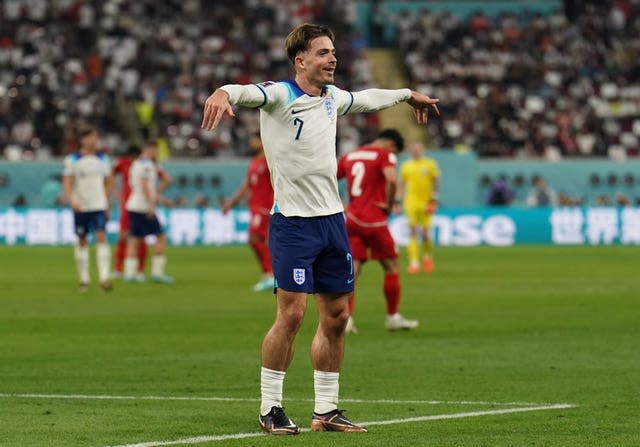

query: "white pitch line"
xmin=103 ymin=404 xmax=578 ymax=447
xmin=0 ymin=393 xmax=556 ymax=407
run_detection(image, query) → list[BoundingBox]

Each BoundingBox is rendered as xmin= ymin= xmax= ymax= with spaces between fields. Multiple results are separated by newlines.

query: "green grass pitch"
xmin=0 ymin=245 xmax=638 ymax=446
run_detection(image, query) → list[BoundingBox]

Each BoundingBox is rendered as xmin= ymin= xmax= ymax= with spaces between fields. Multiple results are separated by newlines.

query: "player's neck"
xmin=294 ymin=75 xmax=325 ymax=97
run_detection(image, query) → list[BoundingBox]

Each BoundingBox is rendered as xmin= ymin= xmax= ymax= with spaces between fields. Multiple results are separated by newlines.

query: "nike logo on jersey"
xmin=291 ymin=109 xmax=303 ymax=115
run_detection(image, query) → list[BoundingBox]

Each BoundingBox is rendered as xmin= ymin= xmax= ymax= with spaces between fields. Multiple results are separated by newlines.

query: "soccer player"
xmin=62 ymin=123 xmax=114 ymax=292
xmin=337 ymin=129 xmax=418 ymax=333
xmin=222 ymin=133 xmax=275 ymax=292
xmin=112 ymin=144 xmax=172 ymax=280
xmin=398 ymin=142 xmax=441 ymax=274
xmin=123 ymin=141 xmax=174 ymax=284
xmin=201 ymin=23 xmax=439 ymax=435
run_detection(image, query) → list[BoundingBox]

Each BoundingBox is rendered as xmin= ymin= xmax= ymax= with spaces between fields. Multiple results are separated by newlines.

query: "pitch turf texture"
xmin=1 ymin=245 xmax=638 ymax=447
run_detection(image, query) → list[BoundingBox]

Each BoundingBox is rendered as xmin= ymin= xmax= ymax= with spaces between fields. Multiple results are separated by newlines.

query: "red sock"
xmin=115 ymin=238 xmax=126 ymax=273
xmin=262 ymin=243 xmax=272 ymax=274
xmin=384 ymin=272 xmax=400 ymax=315
xmin=250 ymin=237 xmax=273 ymax=274
xmin=137 ymin=241 xmax=148 ymax=273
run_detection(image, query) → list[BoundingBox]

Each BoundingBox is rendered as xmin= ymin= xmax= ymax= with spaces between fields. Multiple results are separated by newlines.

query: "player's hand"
xmin=70 ymin=198 xmax=81 ymax=212
xmin=158 ymin=196 xmax=174 ymax=208
xmin=407 ymin=91 xmax=440 ymax=125
xmin=221 ymin=202 xmax=232 ymax=215
xmin=201 ymin=89 xmax=235 ymax=131
xmin=425 ymin=200 xmax=438 ymax=214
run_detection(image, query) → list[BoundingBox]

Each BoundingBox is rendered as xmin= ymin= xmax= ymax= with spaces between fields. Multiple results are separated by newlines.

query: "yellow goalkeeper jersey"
xmin=400 ymin=157 xmax=440 ymax=207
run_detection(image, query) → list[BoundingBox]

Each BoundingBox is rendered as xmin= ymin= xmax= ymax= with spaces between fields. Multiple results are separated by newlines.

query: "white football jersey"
xmin=62 ymin=152 xmax=111 ymax=211
xmin=126 ymin=158 xmax=157 ymax=213
xmin=221 ymin=81 xmax=410 ymax=217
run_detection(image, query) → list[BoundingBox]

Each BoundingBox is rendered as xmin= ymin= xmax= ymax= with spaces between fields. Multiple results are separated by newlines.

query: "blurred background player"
xmin=62 ymin=123 xmax=114 ymax=292
xmin=123 ymin=141 xmax=173 ymax=284
xmin=338 ymin=129 xmax=419 ymax=333
xmin=222 ymin=133 xmax=274 ymax=292
xmin=112 ymin=144 xmax=172 ymax=280
xmin=398 ymin=142 xmax=441 ymax=274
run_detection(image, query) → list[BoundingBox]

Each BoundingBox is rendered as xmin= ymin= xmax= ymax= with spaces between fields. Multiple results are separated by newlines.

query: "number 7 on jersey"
xmin=293 ymin=117 xmax=304 ymax=140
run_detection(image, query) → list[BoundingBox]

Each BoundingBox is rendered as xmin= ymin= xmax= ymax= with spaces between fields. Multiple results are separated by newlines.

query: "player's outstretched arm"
xmin=201 ymin=89 xmax=236 ymax=131
xmin=406 ymin=91 xmax=440 ymax=125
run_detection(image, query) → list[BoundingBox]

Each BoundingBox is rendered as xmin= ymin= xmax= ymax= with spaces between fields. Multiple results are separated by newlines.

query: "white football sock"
xmin=96 ymin=243 xmax=111 ymax=282
xmin=74 ymin=245 xmax=90 ymax=283
xmin=260 ymin=367 xmax=285 ymax=416
xmin=152 ymin=255 xmax=166 ymax=276
xmin=124 ymin=256 xmax=138 ymax=279
xmin=314 ymin=370 xmax=339 ymax=414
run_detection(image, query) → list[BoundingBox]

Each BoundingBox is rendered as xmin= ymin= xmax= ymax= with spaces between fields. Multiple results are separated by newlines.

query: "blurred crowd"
xmin=395 ymin=0 xmax=640 ymax=159
xmin=2 ymin=1 xmax=640 ymax=161
xmin=0 ymin=0 xmax=374 ymax=160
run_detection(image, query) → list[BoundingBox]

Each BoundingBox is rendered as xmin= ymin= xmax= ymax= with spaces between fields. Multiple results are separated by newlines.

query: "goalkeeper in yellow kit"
xmin=398 ymin=142 xmax=440 ymax=274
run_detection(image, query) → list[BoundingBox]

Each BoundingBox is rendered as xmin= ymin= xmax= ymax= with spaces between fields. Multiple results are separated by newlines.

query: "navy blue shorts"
xmin=269 ymin=213 xmax=354 ymax=294
xmin=74 ymin=210 xmax=107 ymax=238
xmin=128 ymin=211 xmax=163 ymax=237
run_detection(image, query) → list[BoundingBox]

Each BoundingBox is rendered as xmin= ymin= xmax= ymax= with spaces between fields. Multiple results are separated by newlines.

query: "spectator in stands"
xmin=615 ymin=192 xmax=631 ymax=207
xmin=526 ymin=176 xmax=558 ymax=207
xmin=486 ymin=176 xmax=514 ymax=206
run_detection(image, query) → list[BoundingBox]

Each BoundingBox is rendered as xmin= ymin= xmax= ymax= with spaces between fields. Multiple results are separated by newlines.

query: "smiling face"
xmin=295 ymin=35 xmax=337 ymax=91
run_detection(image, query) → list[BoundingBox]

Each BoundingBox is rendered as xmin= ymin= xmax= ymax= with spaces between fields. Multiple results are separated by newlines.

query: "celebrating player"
xmin=62 ymin=123 xmax=114 ymax=292
xmin=398 ymin=142 xmax=441 ymax=274
xmin=337 ymin=129 xmax=418 ymax=333
xmin=222 ymin=133 xmax=275 ymax=292
xmin=123 ymin=141 xmax=174 ymax=284
xmin=201 ymin=23 xmax=439 ymax=435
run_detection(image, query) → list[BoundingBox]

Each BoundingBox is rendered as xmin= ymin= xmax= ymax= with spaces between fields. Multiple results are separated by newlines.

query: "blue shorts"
xmin=128 ymin=211 xmax=163 ymax=238
xmin=74 ymin=210 xmax=107 ymax=238
xmin=269 ymin=213 xmax=354 ymax=294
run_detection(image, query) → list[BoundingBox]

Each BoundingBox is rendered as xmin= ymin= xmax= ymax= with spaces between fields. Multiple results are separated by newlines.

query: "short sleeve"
xmin=326 ymin=85 xmax=354 ymax=116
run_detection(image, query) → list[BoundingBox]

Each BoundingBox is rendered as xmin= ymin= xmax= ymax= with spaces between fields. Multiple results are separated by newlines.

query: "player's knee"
xmin=280 ymin=308 xmax=305 ymax=333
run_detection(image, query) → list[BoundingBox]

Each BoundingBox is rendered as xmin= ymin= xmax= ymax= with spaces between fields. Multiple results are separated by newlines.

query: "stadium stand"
xmin=389 ymin=0 xmax=640 ymax=159
xmin=0 ymin=0 xmax=373 ymax=159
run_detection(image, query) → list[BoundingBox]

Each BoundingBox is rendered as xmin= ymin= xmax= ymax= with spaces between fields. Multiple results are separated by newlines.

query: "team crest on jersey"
xmin=324 ymin=98 xmax=335 ymax=120
xmin=293 ymin=268 xmax=306 ymax=285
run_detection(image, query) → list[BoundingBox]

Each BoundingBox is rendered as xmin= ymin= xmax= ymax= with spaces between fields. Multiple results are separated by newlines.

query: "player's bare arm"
xmin=373 ymin=166 xmax=398 ymax=215
xmin=222 ymin=181 xmax=250 ymax=214
xmin=104 ymin=173 xmax=115 ymax=218
xmin=63 ymin=175 xmax=80 ymax=211
xmin=406 ymin=91 xmax=440 ymax=124
xmin=201 ymin=89 xmax=235 ymax=131
xmin=427 ymin=178 xmax=440 ymax=214
xmin=142 ymin=177 xmax=156 ymax=217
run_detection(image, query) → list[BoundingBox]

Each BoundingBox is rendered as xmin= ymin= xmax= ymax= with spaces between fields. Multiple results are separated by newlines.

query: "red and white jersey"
xmin=247 ymin=155 xmax=273 ymax=214
xmin=337 ymin=145 xmax=397 ymax=226
xmin=113 ymin=156 xmax=133 ymax=204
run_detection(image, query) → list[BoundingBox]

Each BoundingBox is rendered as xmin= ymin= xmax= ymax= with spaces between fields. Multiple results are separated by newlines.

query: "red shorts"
xmin=346 ymin=218 xmax=397 ymax=262
xmin=119 ymin=206 xmax=130 ymax=233
xmin=249 ymin=211 xmax=270 ymax=240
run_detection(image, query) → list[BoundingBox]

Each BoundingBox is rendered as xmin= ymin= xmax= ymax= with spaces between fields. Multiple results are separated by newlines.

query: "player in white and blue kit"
xmin=202 ymin=23 xmax=440 ymax=434
xmin=123 ymin=141 xmax=173 ymax=284
xmin=62 ymin=124 xmax=114 ymax=292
